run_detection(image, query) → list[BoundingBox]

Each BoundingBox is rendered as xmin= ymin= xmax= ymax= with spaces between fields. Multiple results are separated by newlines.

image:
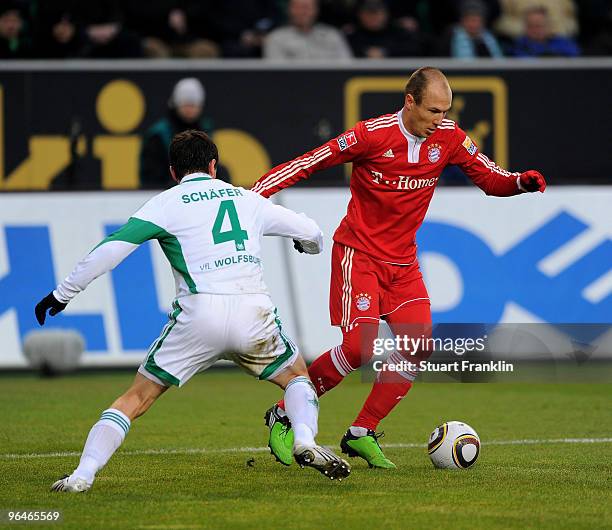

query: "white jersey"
xmin=54 ymin=172 xmax=323 ymax=302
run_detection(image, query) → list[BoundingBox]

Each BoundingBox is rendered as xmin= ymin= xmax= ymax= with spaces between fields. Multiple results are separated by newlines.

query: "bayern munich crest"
xmin=427 ymin=143 xmax=442 ymax=163
xmin=355 ymin=293 xmax=372 ymax=311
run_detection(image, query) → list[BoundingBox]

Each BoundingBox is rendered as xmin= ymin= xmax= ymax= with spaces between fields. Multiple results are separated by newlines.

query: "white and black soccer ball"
xmin=428 ymin=421 xmax=480 ymax=469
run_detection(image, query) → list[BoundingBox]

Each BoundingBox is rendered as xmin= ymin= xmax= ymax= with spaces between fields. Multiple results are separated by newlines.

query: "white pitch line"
xmin=0 ymin=447 xmax=272 ymax=460
xmin=2 ymin=437 xmax=612 ymax=460
xmin=384 ymin=437 xmax=612 ymax=449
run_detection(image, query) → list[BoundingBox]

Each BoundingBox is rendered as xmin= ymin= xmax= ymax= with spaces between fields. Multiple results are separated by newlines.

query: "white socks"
xmin=70 ymin=380 xmax=319 ymax=483
xmin=350 ymin=426 xmax=369 ymax=437
xmin=283 ymin=376 xmax=319 ymax=448
xmin=71 ymin=408 xmax=131 ymax=485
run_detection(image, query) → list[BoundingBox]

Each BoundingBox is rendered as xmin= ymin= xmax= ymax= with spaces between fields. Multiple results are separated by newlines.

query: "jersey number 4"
xmin=212 ymin=200 xmax=249 ymax=251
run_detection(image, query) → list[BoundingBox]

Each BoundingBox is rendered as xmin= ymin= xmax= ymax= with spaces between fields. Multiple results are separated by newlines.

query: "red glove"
xmin=518 ymin=170 xmax=546 ymax=193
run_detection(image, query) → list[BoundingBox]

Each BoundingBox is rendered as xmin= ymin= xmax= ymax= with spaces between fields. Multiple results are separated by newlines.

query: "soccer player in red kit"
xmin=253 ymin=67 xmax=546 ymax=468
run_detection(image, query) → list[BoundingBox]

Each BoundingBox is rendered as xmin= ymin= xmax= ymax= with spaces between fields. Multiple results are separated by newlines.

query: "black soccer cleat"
xmin=294 ymin=444 xmax=351 ymax=481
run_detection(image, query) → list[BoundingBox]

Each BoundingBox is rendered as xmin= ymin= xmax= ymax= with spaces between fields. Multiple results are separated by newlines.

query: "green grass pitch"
xmin=1 ymin=370 xmax=611 ymax=529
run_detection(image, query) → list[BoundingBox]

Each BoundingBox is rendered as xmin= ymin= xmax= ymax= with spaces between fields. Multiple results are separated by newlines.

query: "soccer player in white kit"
xmin=35 ymin=131 xmax=350 ymax=491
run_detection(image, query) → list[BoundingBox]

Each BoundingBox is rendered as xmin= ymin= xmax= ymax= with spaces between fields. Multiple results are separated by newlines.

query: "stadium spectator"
xmin=512 ymin=6 xmax=579 ymax=57
xmin=32 ymin=0 xmax=82 ymax=59
xmin=439 ymin=0 xmax=504 ymax=58
xmin=317 ymin=0 xmax=359 ymax=31
xmin=494 ymin=0 xmax=578 ymax=39
xmin=347 ymin=0 xmax=425 ymax=58
xmin=208 ymin=0 xmax=278 ymax=58
xmin=263 ymin=0 xmax=353 ymax=60
xmin=74 ymin=0 xmax=143 ymax=58
xmin=387 ymin=0 xmax=426 ymax=33
xmin=389 ymin=0 xmax=500 ymax=42
xmin=0 ymin=0 xmax=31 ymax=58
xmin=140 ymin=78 xmax=214 ymax=189
xmin=124 ymin=0 xmax=219 ymax=58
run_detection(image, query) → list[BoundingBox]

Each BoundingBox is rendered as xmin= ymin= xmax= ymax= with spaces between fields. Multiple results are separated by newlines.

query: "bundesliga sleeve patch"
xmin=462 ymin=135 xmax=477 ymax=156
xmin=337 ymin=131 xmax=357 ymax=151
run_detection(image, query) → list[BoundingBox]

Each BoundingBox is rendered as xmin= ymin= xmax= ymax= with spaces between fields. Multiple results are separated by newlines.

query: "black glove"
xmin=35 ymin=291 xmax=67 ymax=325
xmin=293 ymin=239 xmax=305 ymax=253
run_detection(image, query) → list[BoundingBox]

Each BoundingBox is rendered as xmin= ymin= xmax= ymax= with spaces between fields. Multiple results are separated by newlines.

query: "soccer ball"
xmin=428 ymin=421 xmax=480 ymax=469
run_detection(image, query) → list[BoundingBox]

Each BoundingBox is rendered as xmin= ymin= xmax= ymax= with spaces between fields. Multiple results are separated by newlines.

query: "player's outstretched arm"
xmin=34 ymin=217 xmax=162 ymax=325
xmin=256 ymin=194 xmax=323 ymax=254
xmin=251 ymin=123 xmax=369 ymax=198
xmin=451 ymin=130 xmax=546 ymax=196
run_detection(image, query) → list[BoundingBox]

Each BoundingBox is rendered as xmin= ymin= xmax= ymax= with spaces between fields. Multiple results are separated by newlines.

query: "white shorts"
xmin=139 ymin=293 xmax=299 ymax=387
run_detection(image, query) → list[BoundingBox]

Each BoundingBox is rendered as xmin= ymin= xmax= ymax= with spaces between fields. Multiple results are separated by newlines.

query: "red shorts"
xmin=329 ymin=242 xmax=430 ymax=327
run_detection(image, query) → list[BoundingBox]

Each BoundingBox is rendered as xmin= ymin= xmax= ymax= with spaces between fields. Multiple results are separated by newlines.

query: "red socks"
xmin=307 ymin=348 xmax=346 ymax=396
xmin=351 ymin=302 xmax=431 ymax=430
xmin=353 ymin=378 xmax=412 ymax=431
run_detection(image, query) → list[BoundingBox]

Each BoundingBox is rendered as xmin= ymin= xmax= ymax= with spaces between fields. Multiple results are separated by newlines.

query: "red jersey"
xmin=252 ymin=110 xmax=521 ymax=264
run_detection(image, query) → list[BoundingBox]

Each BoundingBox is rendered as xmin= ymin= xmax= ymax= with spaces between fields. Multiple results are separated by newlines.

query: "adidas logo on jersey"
xmin=382 ymin=149 xmax=394 ymax=158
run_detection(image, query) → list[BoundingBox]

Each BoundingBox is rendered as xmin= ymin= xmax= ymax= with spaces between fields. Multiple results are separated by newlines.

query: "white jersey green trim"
xmin=96 ymin=217 xmax=197 ymax=294
xmin=54 ymin=171 xmax=323 ymax=302
xmin=95 ymin=217 xmax=162 ymax=247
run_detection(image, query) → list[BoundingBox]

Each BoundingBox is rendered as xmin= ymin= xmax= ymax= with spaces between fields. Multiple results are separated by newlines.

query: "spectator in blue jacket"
xmin=513 ymin=6 xmax=579 ymax=57
xmin=444 ymin=0 xmax=504 ymax=59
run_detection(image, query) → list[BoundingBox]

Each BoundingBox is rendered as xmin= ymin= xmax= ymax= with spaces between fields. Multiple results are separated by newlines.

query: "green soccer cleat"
xmin=340 ymin=429 xmax=397 ymax=469
xmin=264 ymin=405 xmax=294 ymax=466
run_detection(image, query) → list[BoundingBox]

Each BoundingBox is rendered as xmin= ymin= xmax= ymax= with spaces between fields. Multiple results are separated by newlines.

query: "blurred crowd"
xmin=1 ymin=0 xmax=611 ymax=60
